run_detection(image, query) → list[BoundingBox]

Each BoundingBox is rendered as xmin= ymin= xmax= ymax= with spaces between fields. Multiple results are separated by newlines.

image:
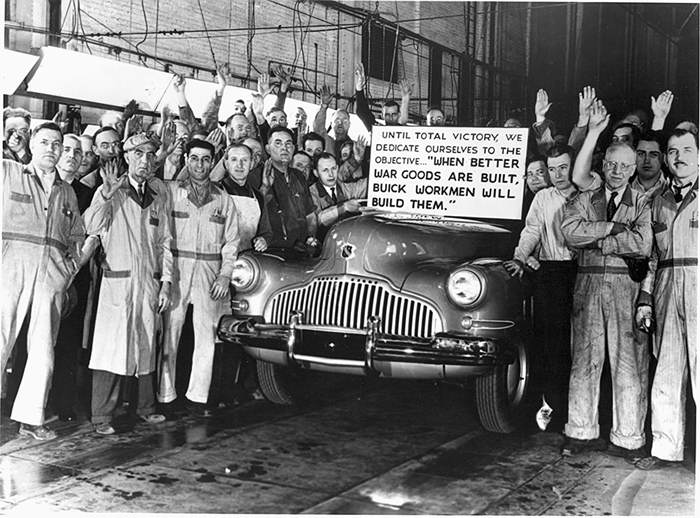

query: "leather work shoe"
xmin=561 ymin=437 xmax=607 ymax=456
xmin=185 ymin=401 xmax=213 ymax=418
xmin=94 ymin=423 xmax=116 ymax=435
xmin=18 ymin=424 xmax=57 ymax=441
xmin=138 ymin=413 xmax=166 ymax=425
xmin=606 ymin=443 xmax=647 ymax=463
xmin=535 ymin=396 xmax=553 ymax=431
xmin=635 ymin=456 xmax=682 ymax=470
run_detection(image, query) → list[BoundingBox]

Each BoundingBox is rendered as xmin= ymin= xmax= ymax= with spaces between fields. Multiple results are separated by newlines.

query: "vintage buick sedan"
xmin=217 ymin=211 xmax=535 ymax=433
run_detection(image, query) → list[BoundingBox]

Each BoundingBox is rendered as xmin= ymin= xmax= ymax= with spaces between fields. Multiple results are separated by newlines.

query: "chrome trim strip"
xmin=294 ymin=355 xmax=365 ymax=367
xmin=294 ymin=324 xmax=366 ymax=334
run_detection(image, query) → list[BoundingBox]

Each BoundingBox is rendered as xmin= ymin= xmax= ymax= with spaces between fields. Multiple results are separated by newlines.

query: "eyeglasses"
xmin=603 ymin=160 xmax=635 ymax=173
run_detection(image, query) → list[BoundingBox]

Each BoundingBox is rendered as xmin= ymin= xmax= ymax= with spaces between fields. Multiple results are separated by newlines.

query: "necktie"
xmin=137 ymin=183 xmax=144 ymax=201
xmin=607 ymin=191 xmax=618 ymax=221
xmin=673 ymin=182 xmax=690 ymax=203
xmin=330 ymin=186 xmax=338 ymax=204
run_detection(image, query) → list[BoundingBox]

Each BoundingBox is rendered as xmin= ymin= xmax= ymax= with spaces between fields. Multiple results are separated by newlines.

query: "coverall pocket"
xmin=103 ymin=276 xmax=129 ymax=307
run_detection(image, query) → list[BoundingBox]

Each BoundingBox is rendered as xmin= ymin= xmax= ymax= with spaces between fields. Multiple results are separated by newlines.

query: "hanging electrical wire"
xmin=75 ymin=0 xmax=92 ymax=54
xmin=134 ymin=0 xmax=149 ymax=62
xmin=195 ymin=0 xmax=218 ymax=69
xmin=78 ymin=9 xmax=170 ymax=68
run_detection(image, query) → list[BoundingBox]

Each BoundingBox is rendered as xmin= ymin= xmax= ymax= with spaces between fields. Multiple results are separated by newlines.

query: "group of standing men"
xmin=1 ymin=61 xmax=377 ymax=439
xmin=506 ymin=88 xmax=697 ymax=470
xmin=1 ymin=62 xmax=696 ymax=473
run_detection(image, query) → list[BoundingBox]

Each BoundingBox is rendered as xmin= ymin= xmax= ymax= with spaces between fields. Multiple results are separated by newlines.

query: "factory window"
xmin=361 ymin=21 xmax=399 ymax=83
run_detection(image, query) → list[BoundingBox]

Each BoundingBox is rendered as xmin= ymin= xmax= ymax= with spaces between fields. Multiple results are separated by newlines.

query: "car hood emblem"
xmin=340 ymin=243 xmax=356 ymax=260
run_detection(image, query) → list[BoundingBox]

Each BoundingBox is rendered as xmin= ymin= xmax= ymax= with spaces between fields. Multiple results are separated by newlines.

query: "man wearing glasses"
xmin=3 ymin=107 xmax=32 ymax=164
xmin=560 ymin=100 xmax=653 ymax=460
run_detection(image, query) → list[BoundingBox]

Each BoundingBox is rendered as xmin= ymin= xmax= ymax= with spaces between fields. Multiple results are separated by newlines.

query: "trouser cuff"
xmin=564 ymin=423 xmax=600 ymax=440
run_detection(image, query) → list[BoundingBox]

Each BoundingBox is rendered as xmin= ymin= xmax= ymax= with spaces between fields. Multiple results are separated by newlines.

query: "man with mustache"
xmin=635 ymin=128 xmax=698 ymax=470
xmin=83 ymin=131 xmax=172 ymax=435
xmin=2 ymin=122 xmax=85 ymax=440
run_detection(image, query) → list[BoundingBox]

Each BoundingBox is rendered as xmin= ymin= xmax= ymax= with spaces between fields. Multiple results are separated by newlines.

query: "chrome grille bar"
xmin=266 ymin=276 xmax=441 ymax=339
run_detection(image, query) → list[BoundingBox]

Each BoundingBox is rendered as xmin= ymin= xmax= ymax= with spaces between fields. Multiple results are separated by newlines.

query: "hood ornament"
xmin=340 ymin=243 xmax=356 ymax=260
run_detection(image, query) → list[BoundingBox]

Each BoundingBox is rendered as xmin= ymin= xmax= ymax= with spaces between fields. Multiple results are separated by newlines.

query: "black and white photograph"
xmin=1 ymin=0 xmax=698 ymax=514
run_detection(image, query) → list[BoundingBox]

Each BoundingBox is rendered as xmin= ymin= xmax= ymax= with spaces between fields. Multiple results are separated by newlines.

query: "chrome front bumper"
xmin=217 ymin=311 xmax=516 ymax=375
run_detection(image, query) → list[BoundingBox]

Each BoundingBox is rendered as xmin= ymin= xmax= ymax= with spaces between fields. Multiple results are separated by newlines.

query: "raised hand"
xmin=587 ymin=99 xmax=610 ymax=134
xmin=173 ymin=74 xmax=186 ymax=94
xmin=205 ymin=128 xmax=225 ymax=155
xmin=260 ymin=158 xmax=275 ymax=194
xmin=578 ymin=85 xmax=596 ymax=125
xmin=354 ymin=62 xmax=366 ymax=92
xmin=160 ymin=120 xmax=178 ymax=155
xmin=534 ymin=89 xmax=552 ymax=121
xmin=257 ymin=73 xmax=272 ymax=98
xmin=398 ymin=78 xmax=413 ymax=98
xmin=123 ymin=99 xmax=139 ymax=122
xmin=651 ymin=90 xmax=674 ymax=120
xmin=319 ymin=84 xmax=333 ymax=106
xmin=100 ymin=158 xmax=125 ymax=199
xmin=251 ymin=92 xmax=264 ymax=117
xmin=123 ymin=114 xmax=143 ymax=138
xmin=274 ymin=65 xmax=293 ymax=92
xmin=353 ymin=134 xmax=368 ymax=162
xmin=216 ymin=63 xmax=232 ymax=93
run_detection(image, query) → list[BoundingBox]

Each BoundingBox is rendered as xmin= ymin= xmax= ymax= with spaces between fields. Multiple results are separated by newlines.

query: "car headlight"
xmin=446 ymin=267 xmax=484 ymax=307
xmin=230 ymin=257 xmax=258 ymax=292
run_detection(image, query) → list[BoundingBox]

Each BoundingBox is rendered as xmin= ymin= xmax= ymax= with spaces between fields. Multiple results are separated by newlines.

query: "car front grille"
xmin=267 ymin=276 xmax=440 ymax=338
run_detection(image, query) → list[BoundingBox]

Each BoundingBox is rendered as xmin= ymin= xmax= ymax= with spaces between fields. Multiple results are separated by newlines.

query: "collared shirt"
xmin=127 ymin=175 xmax=144 ymax=196
xmin=514 ymin=186 xmax=577 ymax=263
xmin=604 ymin=185 xmax=626 ymax=206
xmin=320 ymin=184 xmax=338 ymax=202
xmin=37 ymin=169 xmax=56 ymax=197
xmin=670 ymin=174 xmax=697 ymax=204
xmin=630 ymin=173 xmax=668 ymax=201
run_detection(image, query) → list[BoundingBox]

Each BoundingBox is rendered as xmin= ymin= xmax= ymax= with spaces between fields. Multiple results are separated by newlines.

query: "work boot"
xmin=18 ymin=423 xmax=57 ymax=441
xmin=561 ymin=437 xmax=607 ymax=456
xmin=138 ymin=413 xmax=166 ymax=425
xmin=94 ymin=423 xmax=116 ymax=435
xmin=185 ymin=400 xmax=213 ymax=418
xmin=606 ymin=443 xmax=647 ymax=463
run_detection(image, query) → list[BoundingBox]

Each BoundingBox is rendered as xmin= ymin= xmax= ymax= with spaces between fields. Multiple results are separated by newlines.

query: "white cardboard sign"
xmin=368 ymin=126 xmax=528 ymax=220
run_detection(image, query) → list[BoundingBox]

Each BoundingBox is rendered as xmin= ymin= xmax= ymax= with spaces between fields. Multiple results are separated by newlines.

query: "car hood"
xmin=318 ymin=213 xmax=516 ymax=288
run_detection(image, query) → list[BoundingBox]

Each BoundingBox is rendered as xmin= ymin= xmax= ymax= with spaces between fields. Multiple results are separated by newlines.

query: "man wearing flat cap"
xmin=83 ymin=131 xmax=173 ymax=435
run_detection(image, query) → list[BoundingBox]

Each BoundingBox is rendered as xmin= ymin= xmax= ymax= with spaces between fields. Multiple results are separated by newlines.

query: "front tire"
xmin=255 ymin=359 xmax=296 ymax=405
xmin=475 ymin=339 xmax=531 ymax=433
